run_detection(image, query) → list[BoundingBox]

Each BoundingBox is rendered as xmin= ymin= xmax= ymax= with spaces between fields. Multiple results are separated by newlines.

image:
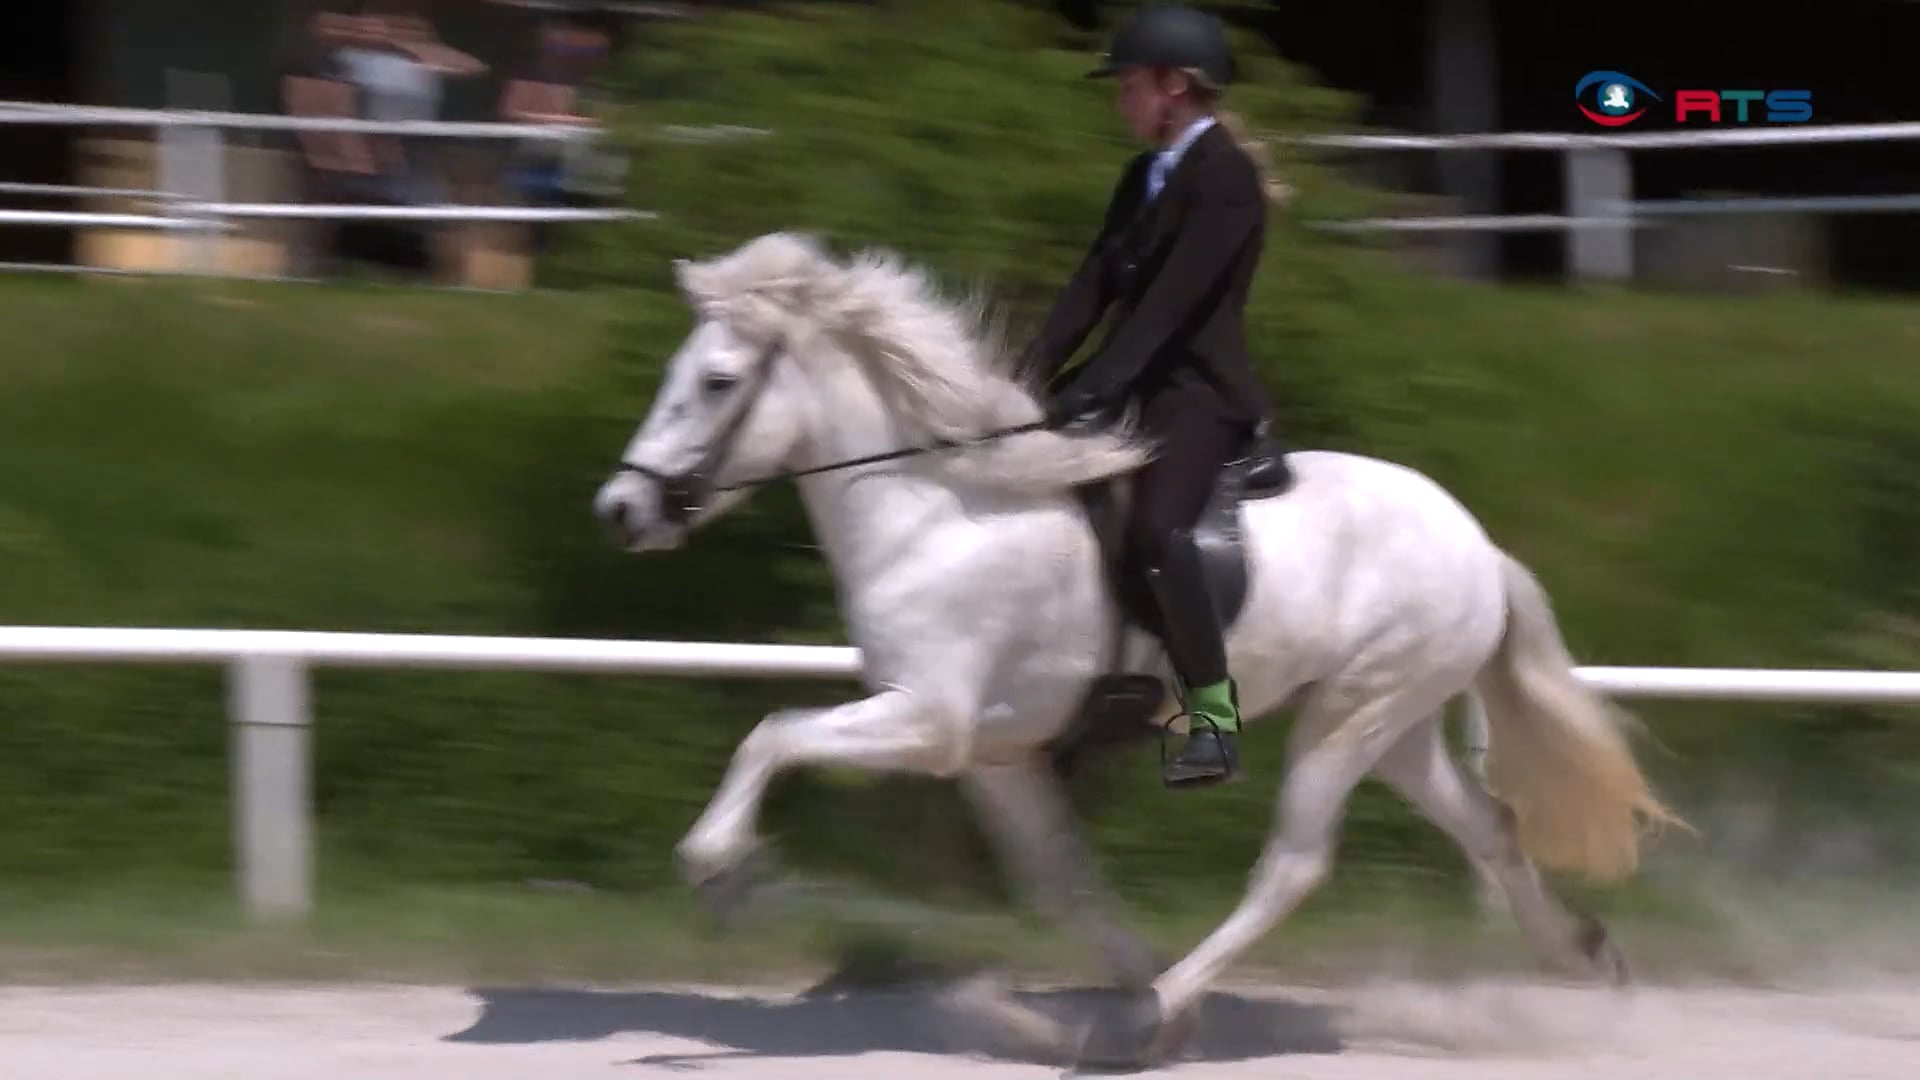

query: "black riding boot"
xmin=1144 ymin=529 xmax=1243 ymax=788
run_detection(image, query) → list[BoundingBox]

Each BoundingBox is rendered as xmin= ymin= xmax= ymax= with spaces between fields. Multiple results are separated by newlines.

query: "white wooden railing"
xmin=3 ymin=624 xmax=1919 ymax=921
xmin=0 ymin=100 xmax=655 ymax=233
xmin=6 ymin=95 xmax=1920 ymax=283
xmin=1289 ymin=121 xmax=1920 ymax=279
xmin=0 ymin=99 xmax=685 ymax=283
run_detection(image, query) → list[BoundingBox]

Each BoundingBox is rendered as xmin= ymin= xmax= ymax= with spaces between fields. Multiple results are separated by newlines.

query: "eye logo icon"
xmin=1575 ymin=71 xmax=1661 ymax=127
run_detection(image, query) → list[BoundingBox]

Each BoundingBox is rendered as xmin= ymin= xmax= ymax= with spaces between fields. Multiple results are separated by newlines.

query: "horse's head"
xmin=595 ymin=231 xmax=1153 ymax=553
xmin=593 ymin=238 xmax=822 ymax=552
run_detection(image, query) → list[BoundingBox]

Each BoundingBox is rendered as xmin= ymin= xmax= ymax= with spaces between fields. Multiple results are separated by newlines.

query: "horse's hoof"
xmin=690 ymin=846 xmax=780 ymax=928
xmin=1144 ymin=1002 xmax=1200 ymax=1065
xmin=1073 ymin=990 xmax=1195 ymax=1071
xmin=1108 ymin=948 xmax=1168 ymax=995
xmin=939 ymin=972 xmax=1078 ymax=1065
xmin=1578 ymin=914 xmax=1632 ymax=989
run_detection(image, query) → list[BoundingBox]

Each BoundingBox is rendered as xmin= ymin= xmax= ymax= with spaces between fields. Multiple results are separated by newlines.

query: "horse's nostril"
xmin=597 ymin=496 xmax=631 ymax=543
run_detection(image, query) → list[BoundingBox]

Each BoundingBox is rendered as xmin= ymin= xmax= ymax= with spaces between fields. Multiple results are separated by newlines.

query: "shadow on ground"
xmin=445 ymin=979 xmax=1346 ymax=1070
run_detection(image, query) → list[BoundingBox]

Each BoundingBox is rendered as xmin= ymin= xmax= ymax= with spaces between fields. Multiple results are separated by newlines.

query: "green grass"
xmin=6 ymin=857 xmax=1915 ymax=988
xmin=2 ymin=259 xmax=1920 ymax=984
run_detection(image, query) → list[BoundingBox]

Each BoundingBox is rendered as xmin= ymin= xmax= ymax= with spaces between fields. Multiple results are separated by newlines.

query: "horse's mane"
xmin=672 ymin=231 xmax=1152 ymax=494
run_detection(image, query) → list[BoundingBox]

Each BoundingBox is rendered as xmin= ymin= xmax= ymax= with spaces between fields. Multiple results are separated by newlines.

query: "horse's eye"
xmin=702 ymin=372 xmax=739 ymax=395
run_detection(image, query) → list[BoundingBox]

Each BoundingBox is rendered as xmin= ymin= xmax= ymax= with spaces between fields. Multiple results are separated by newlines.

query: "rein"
xmin=615 ymin=338 xmax=1051 ymax=523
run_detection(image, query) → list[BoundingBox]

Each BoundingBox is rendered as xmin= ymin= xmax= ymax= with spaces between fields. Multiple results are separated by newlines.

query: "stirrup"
xmin=1156 ymin=674 xmax=1242 ymax=786
xmin=1156 ymin=708 xmax=1232 ymax=764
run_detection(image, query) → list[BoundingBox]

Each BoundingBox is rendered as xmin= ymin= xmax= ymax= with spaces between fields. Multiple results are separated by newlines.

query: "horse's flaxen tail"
xmin=1472 ymin=551 xmax=1691 ymax=885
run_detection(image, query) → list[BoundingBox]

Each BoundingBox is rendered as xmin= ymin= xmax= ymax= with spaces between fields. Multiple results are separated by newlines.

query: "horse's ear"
xmin=672 ymin=257 xmax=714 ymax=309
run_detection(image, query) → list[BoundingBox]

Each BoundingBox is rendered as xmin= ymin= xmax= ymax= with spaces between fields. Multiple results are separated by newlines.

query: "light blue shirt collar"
xmin=1147 ymin=115 xmax=1216 ymax=201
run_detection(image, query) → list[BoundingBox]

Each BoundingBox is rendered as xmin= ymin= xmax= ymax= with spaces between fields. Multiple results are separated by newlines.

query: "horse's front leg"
xmin=676 ymin=687 xmax=957 ymax=891
xmin=961 ymin=760 xmax=1161 ymax=990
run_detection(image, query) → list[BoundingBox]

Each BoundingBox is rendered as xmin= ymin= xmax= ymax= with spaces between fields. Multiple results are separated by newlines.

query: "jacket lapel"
xmin=1156 ymin=121 xmax=1225 ymax=205
xmin=1122 ymin=122 xmax=1226 ymax=254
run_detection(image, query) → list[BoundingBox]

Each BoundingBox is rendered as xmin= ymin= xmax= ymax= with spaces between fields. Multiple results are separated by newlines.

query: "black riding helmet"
xmin=1085 ymin=5 xmax=1235 ymax=89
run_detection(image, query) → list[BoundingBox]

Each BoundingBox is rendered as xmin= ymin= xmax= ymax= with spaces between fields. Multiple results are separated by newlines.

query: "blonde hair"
xmin=1174 ymin=68 xmax=1293 ymax=205
xmin=1215 ymin=109 xmax=1293 ymax=205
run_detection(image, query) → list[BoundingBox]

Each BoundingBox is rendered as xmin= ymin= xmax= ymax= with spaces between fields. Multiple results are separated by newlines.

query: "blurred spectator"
xmin=499 ymin=16 xmax=608 ymax=132
xmin=282 ymin=2 xmax=487 ymax=276
xmin=336 ymin=2 xmax=487 ymax=207
xmin=498 ymin=15 xmax=620 ymax=253
xmin=283 ymin=9 xmax=374 ymax=188
xmin=281 ymin=6 xmax=376 ymax=274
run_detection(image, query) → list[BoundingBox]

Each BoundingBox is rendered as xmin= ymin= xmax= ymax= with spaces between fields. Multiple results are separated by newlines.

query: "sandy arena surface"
xmin=5 ymin=975 xmax=1919 ymax=1078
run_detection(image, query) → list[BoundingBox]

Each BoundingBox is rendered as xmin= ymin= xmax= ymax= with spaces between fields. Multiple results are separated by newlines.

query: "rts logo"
xmin=1575 ymin=71 xmax=1660 ymax=127
xmin=1673 ymin=88 xmax=1812 ymax=124
xmin=1574 ymin=70 xmax=1814 ymax=126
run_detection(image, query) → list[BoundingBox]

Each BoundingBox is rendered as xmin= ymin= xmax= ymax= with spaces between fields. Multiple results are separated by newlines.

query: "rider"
xmin=1020 ymin=5 xmax=1278 ymax=788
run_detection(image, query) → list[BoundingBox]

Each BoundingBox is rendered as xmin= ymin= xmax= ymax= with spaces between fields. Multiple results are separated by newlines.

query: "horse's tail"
xmin=1472 ymin=550 xmax=1688 ymax=884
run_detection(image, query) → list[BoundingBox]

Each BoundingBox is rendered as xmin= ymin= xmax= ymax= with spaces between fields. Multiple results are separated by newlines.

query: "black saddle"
xmin=1086 ymin=422 xmax=1294 ymax=634
xmin=1045 ymin=423 xmax=1297 ymax=776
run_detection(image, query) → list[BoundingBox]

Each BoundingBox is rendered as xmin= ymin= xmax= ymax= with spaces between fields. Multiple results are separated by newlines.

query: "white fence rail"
xmin=0 ymin=97 xmax=661 ymax=280
xmin=9 ymin=93 xmax=1917 ymax=283
xmin=1297 ymin=121 xmax=1920 ymax=152
xmin=3 ymin=624 xmax=1919 ymax=921
xmin=1291 ymin=121 xmax=1920 ymax=279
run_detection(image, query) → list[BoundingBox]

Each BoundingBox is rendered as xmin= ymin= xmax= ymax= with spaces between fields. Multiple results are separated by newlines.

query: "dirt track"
xmin=5 ymin=976 xmax=1919 ymax=1078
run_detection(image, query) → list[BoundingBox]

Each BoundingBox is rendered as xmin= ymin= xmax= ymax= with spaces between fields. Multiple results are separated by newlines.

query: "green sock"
xmin=1187 ymin=678 xmax=1240 ymax=733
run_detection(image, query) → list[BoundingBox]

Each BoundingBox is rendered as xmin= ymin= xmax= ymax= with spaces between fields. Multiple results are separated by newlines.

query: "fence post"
xmin=1459 ymin=691 xmax=1507 ymax=915
xmin=159 ymin=68 xmax=230 ymax=274
xmin=1564 ymin=146 xmax=1634 ymax=281
xmin=228 ymin=655 xmax=313 ymax=920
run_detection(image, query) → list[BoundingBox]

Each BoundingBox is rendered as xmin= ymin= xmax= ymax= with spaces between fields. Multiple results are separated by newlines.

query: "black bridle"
xmin=616 ymin=340 xmax=1051 ymax=525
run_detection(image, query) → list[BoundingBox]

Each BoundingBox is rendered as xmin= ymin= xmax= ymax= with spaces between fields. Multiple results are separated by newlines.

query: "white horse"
xmin=592 ymin=231 xmax=1684 ymax=1064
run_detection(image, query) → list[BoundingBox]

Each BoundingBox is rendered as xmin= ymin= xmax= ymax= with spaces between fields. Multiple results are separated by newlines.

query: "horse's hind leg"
xmin=1120 ymin=679 xmax=1444 ymax=1059
xmin=962 ymin=760 xmax=1161 ymax=990
xmin=1373 ymin=713 xmax=1630 ymax=984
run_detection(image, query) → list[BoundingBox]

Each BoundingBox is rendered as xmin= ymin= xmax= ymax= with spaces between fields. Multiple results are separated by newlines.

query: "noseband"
xmin=616 ymin=339 xmax=1048 ymax=524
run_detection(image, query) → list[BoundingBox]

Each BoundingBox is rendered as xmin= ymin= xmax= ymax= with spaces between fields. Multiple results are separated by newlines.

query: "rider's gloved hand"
xmin=1045 ymin=383 xmax=1114 ymax=429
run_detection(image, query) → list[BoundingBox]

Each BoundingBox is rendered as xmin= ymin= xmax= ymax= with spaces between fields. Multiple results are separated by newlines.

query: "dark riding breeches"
xmin=1124 ymin=394 xmax=1252 ymax=691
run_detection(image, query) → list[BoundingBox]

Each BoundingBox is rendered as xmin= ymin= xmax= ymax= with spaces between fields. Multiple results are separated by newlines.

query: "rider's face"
xmin=1114 ymin=66 xmax=1184 ymax=143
